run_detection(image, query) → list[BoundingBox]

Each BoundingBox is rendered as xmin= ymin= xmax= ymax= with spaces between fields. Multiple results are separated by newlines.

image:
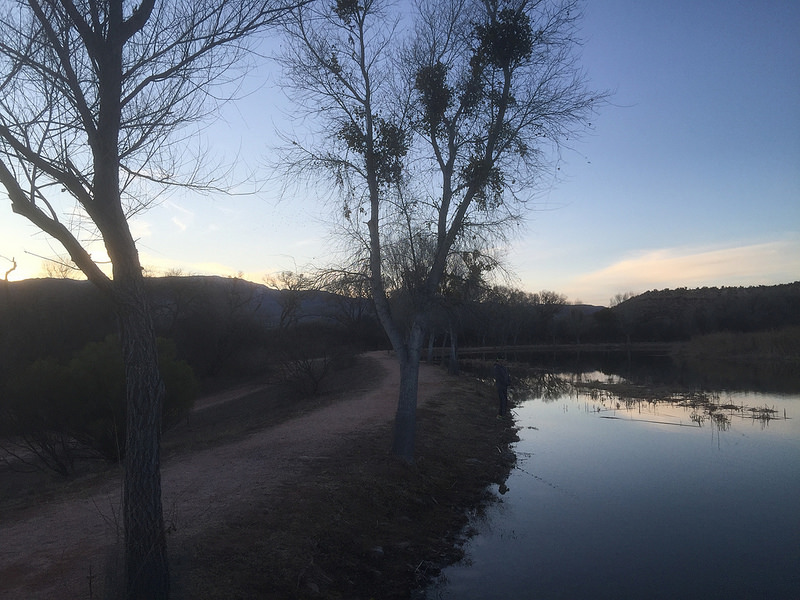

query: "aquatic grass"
xmin=678 ymin=326 xmax=800 ymax=362
xmin=571 ymin=377 xmax=788 ymax=430
xmin=748 ymin=405 xmax=779 ymax=428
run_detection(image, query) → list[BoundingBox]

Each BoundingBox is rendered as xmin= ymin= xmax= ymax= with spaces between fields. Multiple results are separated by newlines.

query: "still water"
xmin=426 ymin=363 xmax=800 ymax=600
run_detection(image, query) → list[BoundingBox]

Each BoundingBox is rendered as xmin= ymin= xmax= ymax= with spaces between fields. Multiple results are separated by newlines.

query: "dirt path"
xmin=0 ymin=352 xmax=448 ymax=600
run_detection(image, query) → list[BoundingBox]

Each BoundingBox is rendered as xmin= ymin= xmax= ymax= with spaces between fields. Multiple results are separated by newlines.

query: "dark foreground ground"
xmin=1 ymin=356 xmax=518 ymax=599
xmin=173 ymin=363 xmax=518 ymax=600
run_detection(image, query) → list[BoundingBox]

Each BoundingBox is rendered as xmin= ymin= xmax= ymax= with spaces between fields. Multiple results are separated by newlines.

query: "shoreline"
xmin=173 ymin=366 xmax=518 ymax=599
xmin=0 ymin=355 xmax=518 ymax=599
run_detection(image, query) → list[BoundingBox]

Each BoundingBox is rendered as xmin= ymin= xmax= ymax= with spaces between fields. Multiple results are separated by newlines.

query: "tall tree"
xmin=0 ymin=1 xmax=291 ymax=597
xmin=279 ymin=0 xmax=603 ymax=461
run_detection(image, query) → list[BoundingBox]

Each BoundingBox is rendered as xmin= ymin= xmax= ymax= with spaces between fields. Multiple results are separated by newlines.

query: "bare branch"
xmin=276 ymin=0 xmax=606 ymax=461
xmin=2 ymin=254 xmax=16 ymax=280
xmin=0 ymin=3 xmax=299 ymax=595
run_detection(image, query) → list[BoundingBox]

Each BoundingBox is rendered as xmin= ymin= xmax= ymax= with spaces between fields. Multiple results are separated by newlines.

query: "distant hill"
xmin=559 ymin=303 xmax=605 ymax=316
xmin=610 ymin=282 xmax=800 ymax=342
xmin=0 ymin=276 xmax=376 ymax=378
xmin=3 ymin=278 xmax=798 ymax=373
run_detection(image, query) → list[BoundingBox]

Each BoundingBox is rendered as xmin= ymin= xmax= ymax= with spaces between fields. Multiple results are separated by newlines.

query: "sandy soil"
xmin=0 ymin=352 xmax=448 ymax=600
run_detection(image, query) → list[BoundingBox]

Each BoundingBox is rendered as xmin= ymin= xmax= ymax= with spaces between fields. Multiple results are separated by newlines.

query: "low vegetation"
xmin=1 ymin=276 xmax=797 ymax=597
xmin=678 ymin=326 xmax=800 ymax=362
xmin=671 ymin=326 xmax=800 ymax=393
xmin=571 ymin=377 xmax=789 ymax=431
xmin=0 ymin=336 xmax=197 ymax=475
xmin=3 ymin=277 xmax=798 ymax=477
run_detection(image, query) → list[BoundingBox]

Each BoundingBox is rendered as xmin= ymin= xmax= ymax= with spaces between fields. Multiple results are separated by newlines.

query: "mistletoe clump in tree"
xmin=279 ymin=0 xmax=605 ymax=462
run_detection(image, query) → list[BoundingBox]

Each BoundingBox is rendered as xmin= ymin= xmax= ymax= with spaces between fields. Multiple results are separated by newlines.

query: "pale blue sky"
xmin=2 ymin=0 xmax=798 ymax=306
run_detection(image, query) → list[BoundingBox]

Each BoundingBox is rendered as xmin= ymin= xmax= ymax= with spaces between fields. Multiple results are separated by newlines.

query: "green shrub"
xmin=157 ymin=337 xmax=200 ymax=427
xmin=0 ymin=335 xmax=198 ymax=472
xmin=0 ymin=358 xmax=81 ymax=475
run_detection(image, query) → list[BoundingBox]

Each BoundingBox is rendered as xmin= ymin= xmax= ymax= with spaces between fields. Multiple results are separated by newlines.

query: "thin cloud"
xmin=165 ymin=201 xmax=195 ymax=232
xmin=567 ymin=239 xmax=800 ymax=304
xmin=293 ymin=237 xmax=322 ymax=249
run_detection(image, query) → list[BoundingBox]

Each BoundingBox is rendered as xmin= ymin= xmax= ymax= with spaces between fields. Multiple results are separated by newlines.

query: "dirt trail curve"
xmin=0 ymin=352 xmax=448 ymax=600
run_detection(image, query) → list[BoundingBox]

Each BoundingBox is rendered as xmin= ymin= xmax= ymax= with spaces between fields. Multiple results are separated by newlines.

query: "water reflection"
xmin=517 ymin=371 xmax=571 ymax=402
xmin=427 ymin=355 xmax=800 ymax=600
xmin=498 ymin=348 xmax=800 ymax=394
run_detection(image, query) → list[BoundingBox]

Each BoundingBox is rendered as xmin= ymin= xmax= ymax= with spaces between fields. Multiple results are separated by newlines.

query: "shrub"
xmin=0 ymin=358 xmax=81 ymax=476
xmin=0 ymin=336 xmax=198 ymax=473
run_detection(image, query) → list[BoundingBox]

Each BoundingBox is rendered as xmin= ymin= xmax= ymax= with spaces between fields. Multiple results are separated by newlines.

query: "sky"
xmin=1 ymin=0 xmax=799 ymax=307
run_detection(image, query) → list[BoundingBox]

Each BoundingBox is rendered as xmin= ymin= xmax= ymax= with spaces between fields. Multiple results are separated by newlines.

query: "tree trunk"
xmin=114 ymin=274 xmax=169 ymax=600
xmin=448 ymin=322 xmax=459 ymax=375
xmin=390 ymin=323 xmax=425 ymax=463
xmin=391 ymin=348 xmax=421 ymax=463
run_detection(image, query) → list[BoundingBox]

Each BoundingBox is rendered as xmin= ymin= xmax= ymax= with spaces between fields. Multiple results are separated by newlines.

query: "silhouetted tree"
xmin=531 ymin=290 xmax=567 ymax=343
xmin=279 ymin=0 xmax=603 ymax=461
xmin=0 ymin=2 xmax=293 ymax=597
xmin=2 ymin=255 xmax=16 ymax=281
xmin=319 ymin=270 xmax=382 ymax=345
xmin=265 ymin=269 xmax=315 ymax=329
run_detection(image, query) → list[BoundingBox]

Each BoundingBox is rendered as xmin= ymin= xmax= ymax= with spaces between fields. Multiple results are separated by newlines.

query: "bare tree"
xmin=609 ymin=290 xmax=638 ymax=345
xmin=39 ymin=253 xmax=83 ymax=279
xmin=265 ymin=269 xmax=314 ymax=328
xmin=1 ymin=254 xmax=16 ymax=280
xmin=533 ymin=288 xmax=567 ymax=343
xmin=278 ymin=0 xmax=604 ymax=461
xmin=610 ymin=290 xmax=637 ymax=307
xmin=320 ymin=269 xmax=376 ymax=332
xmin=0 ymin=1 xmax=293 ymax=597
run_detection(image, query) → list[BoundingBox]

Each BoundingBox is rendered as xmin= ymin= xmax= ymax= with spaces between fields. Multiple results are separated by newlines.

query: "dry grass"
xmin=678 ymin=326 xmax=800 ymax=362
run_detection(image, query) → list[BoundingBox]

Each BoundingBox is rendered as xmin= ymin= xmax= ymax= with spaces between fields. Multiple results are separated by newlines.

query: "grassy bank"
xmin=677 ymin=326 xmax=800 ymax=363
xmin=172 ymin=367 xmax=518 ymax=600
xmin=671 ymin=327 xmax=800 ymax=392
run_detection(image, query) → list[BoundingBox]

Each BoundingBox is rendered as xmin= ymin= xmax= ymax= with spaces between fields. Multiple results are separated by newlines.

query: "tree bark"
xmin=114 ymin=271 xmax=169 ymax=600
xmin=390 ymin=322 xmax=425 ymax=462
xmin=391 ymin=355 xmax=419 ymax=461
xmin=448 ymin=321 xmax=459 ymax=375
xmin=98 ymin=197 xmax=168 ymax=597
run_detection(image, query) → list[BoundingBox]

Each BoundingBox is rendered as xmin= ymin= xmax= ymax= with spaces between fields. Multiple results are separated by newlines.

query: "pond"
xmin=425 ymin=356 xmax=800 ymax=600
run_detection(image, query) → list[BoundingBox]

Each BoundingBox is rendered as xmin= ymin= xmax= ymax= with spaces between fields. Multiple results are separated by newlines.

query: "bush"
xmin=275 ymin=325 xmax=358 ymax=397
xmin=0 ymin=336 xmax=198 ymax=473
xmin=680 ymin=326 xmax=800 ymax=361
xmin=0 ymin=358 xmax=81 ymax=476
xmin=157 ymin=337 xmax=200 ymax=427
